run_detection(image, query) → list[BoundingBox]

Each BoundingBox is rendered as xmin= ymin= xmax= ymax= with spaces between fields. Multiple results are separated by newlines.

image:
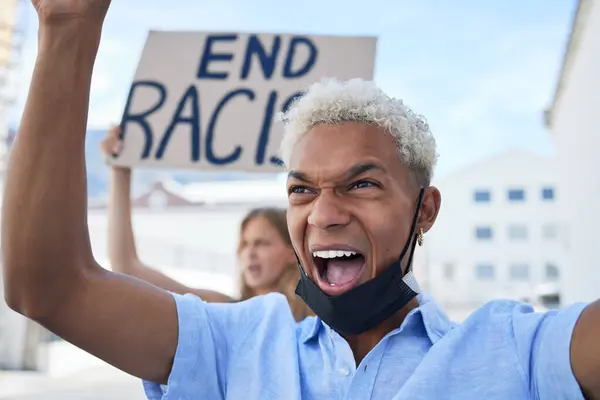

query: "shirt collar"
xmin=414 ymin=291 xmax=454 ymax=344
xmin=301 ymin=315 xmax=323 ymax=344
xmin=301 ymin=291 xmax=454 ymax=345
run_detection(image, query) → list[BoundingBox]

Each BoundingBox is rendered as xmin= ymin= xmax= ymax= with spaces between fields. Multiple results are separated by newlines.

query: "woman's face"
xmin=238 ymin=216 xmax=294 ymax=293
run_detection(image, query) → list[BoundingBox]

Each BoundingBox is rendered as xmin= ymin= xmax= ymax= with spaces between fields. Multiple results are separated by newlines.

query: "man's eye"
xmin=289 ymin=186 xmax=312 ymax=195
xmin=350 ymin=180 xmax=377 ymax=190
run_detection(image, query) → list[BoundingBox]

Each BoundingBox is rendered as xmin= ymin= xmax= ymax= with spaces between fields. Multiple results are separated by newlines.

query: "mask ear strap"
xmin=396 ymin=188 xmax=425 ymax=269
xmin=405 ymin=233 xmax=419 ymax=273
xmin=294 ymin=251 xmax=308 ymax=277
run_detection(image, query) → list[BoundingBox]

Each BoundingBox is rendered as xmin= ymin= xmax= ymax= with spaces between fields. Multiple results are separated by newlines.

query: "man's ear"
xmin=419 ymin=186 xmax=441 ymax=234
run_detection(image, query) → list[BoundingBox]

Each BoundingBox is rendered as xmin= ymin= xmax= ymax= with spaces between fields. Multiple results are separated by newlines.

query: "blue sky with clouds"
xmin=11 ymin=0 xmax=576 ymax=178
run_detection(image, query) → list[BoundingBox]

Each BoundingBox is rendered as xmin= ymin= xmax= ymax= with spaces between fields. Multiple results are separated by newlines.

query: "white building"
xmin=425 ymin=149 xmax=565 ymax=310
xmin=544 ymin=0 xmax=600 ymax=305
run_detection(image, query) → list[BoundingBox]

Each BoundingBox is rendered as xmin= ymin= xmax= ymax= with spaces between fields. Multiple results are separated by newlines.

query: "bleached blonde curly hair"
xmin=277 ymin=78 xmax=438 ymax=186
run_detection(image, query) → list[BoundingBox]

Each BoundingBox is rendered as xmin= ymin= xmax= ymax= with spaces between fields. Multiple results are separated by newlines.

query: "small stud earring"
xmin=417 ymin=228 xmax=424 ymax=246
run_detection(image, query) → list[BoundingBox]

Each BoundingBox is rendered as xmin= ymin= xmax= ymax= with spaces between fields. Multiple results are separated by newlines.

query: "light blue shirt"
xmin=143 ymin=292 xmax=587 ymax=399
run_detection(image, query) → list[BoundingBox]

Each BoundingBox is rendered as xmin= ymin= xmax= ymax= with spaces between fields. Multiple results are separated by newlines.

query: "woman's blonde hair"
xmin=237 ymin=207 xmax=313 ymax=322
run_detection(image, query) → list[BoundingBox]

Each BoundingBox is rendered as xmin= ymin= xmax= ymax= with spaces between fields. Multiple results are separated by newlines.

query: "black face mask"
xmin=295 ymin=188 xmax=424 ymax=336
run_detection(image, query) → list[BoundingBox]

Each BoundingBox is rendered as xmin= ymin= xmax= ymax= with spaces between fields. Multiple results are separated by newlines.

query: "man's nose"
xmin=307 ymin=189 xmax=351 ymax=231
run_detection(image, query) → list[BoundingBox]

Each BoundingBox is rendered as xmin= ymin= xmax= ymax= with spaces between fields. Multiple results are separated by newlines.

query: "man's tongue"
xmin=325 ymin=256 xmax=364 ymax=286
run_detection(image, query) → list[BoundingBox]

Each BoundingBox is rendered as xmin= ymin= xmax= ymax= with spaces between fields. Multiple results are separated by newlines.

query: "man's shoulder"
xmin=233 ymin=292 xmax=293 ymax=311
xmin=472 ymin=298 xmax=536 ymax=317
xmin=179 ymin=291 xmax=290 ymax=309
xmin=450 ymin=299 xmax=588 ymax=399
xmin=459 ymin=299 xmax=540 ymax=330
xmin=175 ymin=291 xmax=298 ymax=331
xmin=144 ymin=292 xmax=303 ymax=399
xmin=431 ymin=300 xmax=548 ymax=370
xmin=455 ymin=298 xmax=586 ymax=340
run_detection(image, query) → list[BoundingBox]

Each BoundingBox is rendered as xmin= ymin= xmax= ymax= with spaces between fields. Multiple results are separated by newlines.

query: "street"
xmin=3 ymin=379 xmax=145 ymax=400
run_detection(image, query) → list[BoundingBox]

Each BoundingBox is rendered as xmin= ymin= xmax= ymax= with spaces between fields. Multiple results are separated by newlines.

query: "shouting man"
xmin=3 ymin=1 xmax=600 ymax=399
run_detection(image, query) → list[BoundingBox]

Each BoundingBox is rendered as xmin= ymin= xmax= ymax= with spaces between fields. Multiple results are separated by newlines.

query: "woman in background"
xmin=236 ymin=208 xmax=311 ymax=320
xmin=101 ymin=126 xmax=312 ymax=321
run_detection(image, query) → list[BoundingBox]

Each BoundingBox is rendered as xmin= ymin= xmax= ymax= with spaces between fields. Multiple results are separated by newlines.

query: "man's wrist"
xmin=37 ymin=21 xmax=103 ymax=63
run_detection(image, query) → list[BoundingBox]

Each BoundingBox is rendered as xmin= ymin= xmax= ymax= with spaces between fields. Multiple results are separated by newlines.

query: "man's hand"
xmin=32 ymin=0 xmax=111 ymax=25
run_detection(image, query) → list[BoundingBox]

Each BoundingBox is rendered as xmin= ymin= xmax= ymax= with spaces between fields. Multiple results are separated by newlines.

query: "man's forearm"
xmin=2 ymin=22 xmax=103 ymax=317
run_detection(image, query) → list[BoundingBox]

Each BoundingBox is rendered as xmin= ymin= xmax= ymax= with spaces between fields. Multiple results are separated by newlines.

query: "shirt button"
xmin=338 ymin=367 xmax=350 ymax=376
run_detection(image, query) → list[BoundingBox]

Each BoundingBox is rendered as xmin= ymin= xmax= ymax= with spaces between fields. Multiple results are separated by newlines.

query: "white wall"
xmin=0 ymin=258 xmax=29 ymax=370
xmin=87 ymin=207 xmax=247 ymax=290
xmin=425 ymin=150 xmax=565 ymax=307
xmin=0 ymin=177 xmax=47 ymax=371
xmin=549 ymin=0 xmax=600 ymax=304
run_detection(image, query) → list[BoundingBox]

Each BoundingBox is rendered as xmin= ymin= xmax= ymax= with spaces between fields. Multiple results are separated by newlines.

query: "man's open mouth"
xmin=312 ymin=249 xmax=366 ymax=293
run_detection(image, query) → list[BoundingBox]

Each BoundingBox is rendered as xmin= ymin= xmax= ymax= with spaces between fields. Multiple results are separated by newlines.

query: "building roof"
xmin=179 ymin=179 xmax=287 ymax=205
xmin=544 ymin=0 xmax=591 ymax=128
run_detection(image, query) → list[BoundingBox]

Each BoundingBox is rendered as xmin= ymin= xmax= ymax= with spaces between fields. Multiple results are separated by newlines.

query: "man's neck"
xmin=344 ymin=297 xmax=420 ymax=365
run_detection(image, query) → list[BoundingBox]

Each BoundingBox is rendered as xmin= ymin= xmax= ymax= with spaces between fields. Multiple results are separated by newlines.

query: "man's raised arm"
xmin=2 ymin=0 xmax=178 ymax=384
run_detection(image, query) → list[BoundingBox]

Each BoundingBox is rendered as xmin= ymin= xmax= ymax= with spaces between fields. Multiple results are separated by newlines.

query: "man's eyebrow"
xmin=287 ymin=170 xmax=310 ymax=182
xmin=342 ymin=163 xmax=386 ymax=181
xmin=287 ymin=163 xmax=386 ymax=183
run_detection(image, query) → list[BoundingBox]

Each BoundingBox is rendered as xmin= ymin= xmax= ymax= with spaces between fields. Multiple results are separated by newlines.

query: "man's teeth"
xmin=312 ymin=250 xmax=357 ymax=258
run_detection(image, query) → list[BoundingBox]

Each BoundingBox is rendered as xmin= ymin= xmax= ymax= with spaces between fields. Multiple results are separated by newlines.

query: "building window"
xmin=475 ymin=264 xmax=495 ymax=280
xmin=507 ymin=188 xmax=525 ymax=202
xmin=474 ymin=190 xmax=491 ymax=203
xmin=443 ymin=263 xmax=455 ymax=280
xmin=545 ymin=263 xmax=560 ymax=281
xmin=508 ymin=224 xmax=528 ymax=241
xmin=475 ymin=226 xmax=493 ymax=240
xmin=542 ymin=224 xmax=558 ymax=240
xmin=541 ymin=187 xmax=555 ymax=201
xmin=539 ymin=293 xmax=560 ymax=309
xmin=509 ymin=264 xmax=530 ymax=281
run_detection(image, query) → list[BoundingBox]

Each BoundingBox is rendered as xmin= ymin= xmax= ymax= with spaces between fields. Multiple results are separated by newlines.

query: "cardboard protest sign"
xmin=112 ymin=31 xmax=377 ymax=172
